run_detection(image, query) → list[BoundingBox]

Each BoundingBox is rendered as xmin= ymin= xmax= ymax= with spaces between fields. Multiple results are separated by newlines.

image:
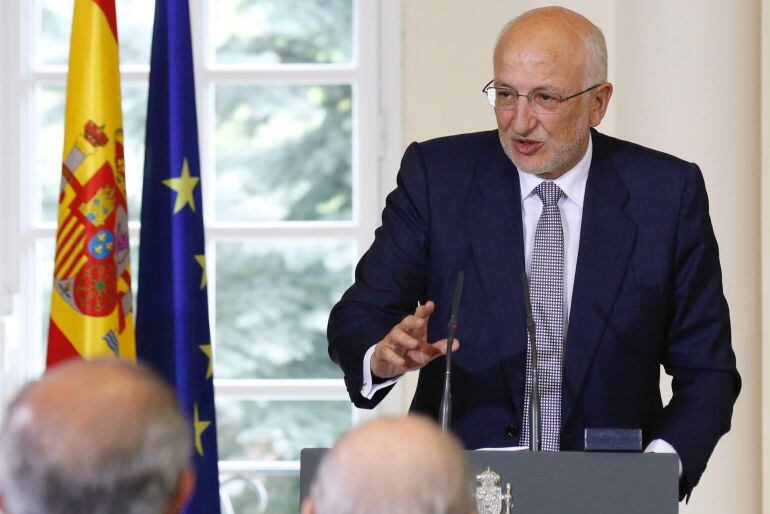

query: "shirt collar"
xmin=518 ymin=135 xmax=592 ymax=208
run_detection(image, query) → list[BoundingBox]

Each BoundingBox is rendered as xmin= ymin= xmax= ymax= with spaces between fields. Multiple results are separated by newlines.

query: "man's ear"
xmin=588 ymin=82 xmax=613 ymax=128
xmin=167 ymin=468 xmax=196 ymax=514
xmin=300 ymin=497 xmax=315 ymax=514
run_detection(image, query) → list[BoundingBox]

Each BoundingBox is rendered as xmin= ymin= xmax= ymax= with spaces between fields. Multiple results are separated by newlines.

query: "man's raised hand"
xmin=370 ymin=301 xmax=460 ymax=379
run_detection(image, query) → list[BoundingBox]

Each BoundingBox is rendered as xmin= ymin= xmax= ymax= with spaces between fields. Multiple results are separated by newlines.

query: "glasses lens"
xmin=485 ymin=88 xmax=497 ymax=107
xmin=489 ymin=88 xmax=514 ymax=109
xmin=485 ymin=87 xmax=564 ymax=112
xmin=529 ymin=92 xmax=561 ymax=114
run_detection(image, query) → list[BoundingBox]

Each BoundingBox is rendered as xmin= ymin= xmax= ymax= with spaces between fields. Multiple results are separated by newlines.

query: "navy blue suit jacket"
xmin=327 ymin=129 xmax=740 ymax=495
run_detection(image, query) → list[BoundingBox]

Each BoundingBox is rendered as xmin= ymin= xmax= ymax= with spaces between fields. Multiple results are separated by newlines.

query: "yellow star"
xmin=199 ymin=344 xmax=213 ymax=380
xmin=194 ymin=254 xmax=207 ymax=289
xmin=193 ymin=403 xmax=212 ymax=457
xmin=162 ymin=158 xmax=199 ymax=214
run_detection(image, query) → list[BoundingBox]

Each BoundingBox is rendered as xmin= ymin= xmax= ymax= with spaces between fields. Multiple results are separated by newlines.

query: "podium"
xmin=300 ymin=449 xmax=678 ymax=513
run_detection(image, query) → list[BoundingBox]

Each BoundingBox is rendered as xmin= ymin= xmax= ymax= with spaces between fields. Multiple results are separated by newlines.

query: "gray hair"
xmin=308 ymin=416 xmax=473 ymax=514
xmin=0 ymin=360 xmax=192 ymax=514
xmin=582 ymin=22 xmax=608 ymax=86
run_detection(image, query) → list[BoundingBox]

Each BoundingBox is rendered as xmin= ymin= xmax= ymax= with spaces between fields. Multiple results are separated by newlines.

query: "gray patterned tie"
xmin=520 ymin=181 xmax=565 ymax=451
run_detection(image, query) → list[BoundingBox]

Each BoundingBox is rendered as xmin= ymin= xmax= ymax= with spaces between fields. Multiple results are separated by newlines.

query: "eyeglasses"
xmin=482 ymin=80 xmax=601 ymax=114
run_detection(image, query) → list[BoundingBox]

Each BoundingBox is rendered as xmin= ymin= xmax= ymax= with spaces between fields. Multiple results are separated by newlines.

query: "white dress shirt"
xmin=358 ymin=136 xmax=681 ymax=474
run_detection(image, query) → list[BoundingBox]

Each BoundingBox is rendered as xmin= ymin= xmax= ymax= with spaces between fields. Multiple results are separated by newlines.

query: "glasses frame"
xmin=481 ymin=80 xmax=602 ymax=113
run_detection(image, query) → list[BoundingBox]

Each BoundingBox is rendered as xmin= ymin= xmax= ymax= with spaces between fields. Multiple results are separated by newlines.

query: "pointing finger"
xmin=414 ymin=301 xmax=435 ymax=319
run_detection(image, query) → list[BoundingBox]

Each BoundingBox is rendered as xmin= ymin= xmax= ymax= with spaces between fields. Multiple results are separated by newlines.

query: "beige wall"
xmin=400 ymin=1 xmax=764 ymax=512
xmin=762 ymin=0 xmax=770 ymax=512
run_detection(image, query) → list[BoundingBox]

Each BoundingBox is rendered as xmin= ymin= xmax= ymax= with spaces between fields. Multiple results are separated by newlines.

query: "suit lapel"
xmin=468 ymin=147 xmax=528 ymax=418
xmin=562 ymin=131 xmax=638 ymax=425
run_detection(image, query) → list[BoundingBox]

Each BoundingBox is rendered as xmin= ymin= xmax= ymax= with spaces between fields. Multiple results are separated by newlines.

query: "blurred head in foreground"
xmin=302 ymin=415 xmax=474 ymax=514
xmin=0 ymin=360 xmax=194 ymax=514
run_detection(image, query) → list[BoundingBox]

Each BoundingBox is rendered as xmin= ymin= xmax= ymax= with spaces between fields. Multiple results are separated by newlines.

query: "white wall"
xmin=399 ymin=1 xmax=763 ymax=512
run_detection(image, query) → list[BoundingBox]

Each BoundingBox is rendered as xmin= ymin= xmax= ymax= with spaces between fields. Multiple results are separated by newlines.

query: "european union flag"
xmin=135 ymin=0 xmax=220 ymax=512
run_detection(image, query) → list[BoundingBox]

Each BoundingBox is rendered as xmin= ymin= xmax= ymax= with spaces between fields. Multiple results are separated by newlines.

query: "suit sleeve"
xmin=327 ymin=142 xmax=431 ymax=408
xmin=653 ymin=163 xmax=741 ymax=498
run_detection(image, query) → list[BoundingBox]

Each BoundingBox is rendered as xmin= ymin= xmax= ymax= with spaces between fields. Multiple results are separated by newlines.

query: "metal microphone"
xmin=439 ymin=271 xmax=464 ymax=432
xmin=522 ymin=272 xmax=541 ymax=452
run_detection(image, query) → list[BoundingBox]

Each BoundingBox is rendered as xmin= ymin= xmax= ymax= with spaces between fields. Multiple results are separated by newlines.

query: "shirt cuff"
xmin=644 ymin=438 xmax=683 ymax=477
xmin=360 ymin=344 xmax=400 ymax=399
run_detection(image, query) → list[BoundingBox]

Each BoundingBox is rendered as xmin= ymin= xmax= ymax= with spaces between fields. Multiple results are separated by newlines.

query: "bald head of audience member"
xmin=0 ymin=360 xmax=195 ymax=514
xmin=302 ymin=416 xmax=474 ymax=514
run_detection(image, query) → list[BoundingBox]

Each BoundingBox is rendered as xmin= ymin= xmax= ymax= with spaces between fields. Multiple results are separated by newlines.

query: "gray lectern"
xmin=300 ymin=449 xmax=678 ymax=514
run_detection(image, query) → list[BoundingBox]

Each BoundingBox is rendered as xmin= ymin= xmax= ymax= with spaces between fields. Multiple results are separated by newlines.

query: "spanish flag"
xmin=47 ymin=0 xmax=135 ymax=366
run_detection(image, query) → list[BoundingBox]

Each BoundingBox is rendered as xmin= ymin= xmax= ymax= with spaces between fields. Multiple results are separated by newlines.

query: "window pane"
xmin=215 ymin=84 xmax=352 ymax=221
xmin=213 ymin=0 xmax=353 ymax=65
xmin=116 ymin=0 xmax=155 ymax=66
xmin=38 ymin=0 xmax=72 ymax=66
xmin=130 ymin=238 xmax=139 ymax=315
xmin=37 ymin=239 xmax=55 ymax=353
xmin=38 ymin=0 xmax=154 ymax=67
xmin=217 ymin=399 xmax=350 ymax=461
xmin=220 ymin=472 xmax=299 ymax=514
xmin=36 ymin=84 xmax=147 ymax=223
xmin=36 ymin=86 xmax=65 ymax=222
xmin=214 ymin=240 xmax=353 ymax=379
xmin=122 ymin=83 xmax=148 ymax=222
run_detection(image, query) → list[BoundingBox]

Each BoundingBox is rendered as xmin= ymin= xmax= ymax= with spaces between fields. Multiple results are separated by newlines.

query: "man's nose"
xmin=511 ymin=96 xmax=538 ymax=134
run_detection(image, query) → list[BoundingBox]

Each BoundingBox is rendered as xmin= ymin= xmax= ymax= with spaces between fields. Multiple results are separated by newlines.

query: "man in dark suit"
xmin=327 ymin=6 xmax=739 ymax=497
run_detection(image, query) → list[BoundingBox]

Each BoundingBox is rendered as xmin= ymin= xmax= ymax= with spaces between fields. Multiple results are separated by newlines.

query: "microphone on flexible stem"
xmin=439 ymin=271 xmax=464 ymax=432
xmin=522 ymin=272 xmax=541 ymax=452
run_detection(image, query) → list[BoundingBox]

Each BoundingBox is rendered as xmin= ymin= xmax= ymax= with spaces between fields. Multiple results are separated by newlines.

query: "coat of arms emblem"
xmin=475 ymin=467 xmax=512 ymax=514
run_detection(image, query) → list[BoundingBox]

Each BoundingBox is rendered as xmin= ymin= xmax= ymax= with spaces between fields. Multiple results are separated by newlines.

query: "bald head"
xmin=14 ymin=360 xmax=175 ymax=461
xmin=305 ymin=416 xmax=473 ymax=514
xmin=495 ymin=7 xmax=608 ymax=87
xmin=0 ymin=360 xmax=193 ymax=514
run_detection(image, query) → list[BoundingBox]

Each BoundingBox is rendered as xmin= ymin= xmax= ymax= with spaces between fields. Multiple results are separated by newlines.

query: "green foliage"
xmin=213 ymin=0 xmax=354 ymax=222
xmin=217 ymin=400 xmax=350 ymax=460
xmin=215 ymin=240 xmax=350 ymax=379
xmin=215 ymin=0 xmax=353 ymax=64
xmin=215 ymin=84 xmax=352 ymax=221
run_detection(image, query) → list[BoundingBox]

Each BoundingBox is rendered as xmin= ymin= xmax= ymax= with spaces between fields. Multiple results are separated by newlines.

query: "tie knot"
xmin=535 ymin=181 xmax=563 ymax=207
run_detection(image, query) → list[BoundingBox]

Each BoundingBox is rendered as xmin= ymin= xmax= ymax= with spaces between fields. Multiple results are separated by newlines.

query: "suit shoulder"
xmin=407 ymin=130 xmax=501 ymax=165
xmin=596 ymin=131 xmax=698 ymax=179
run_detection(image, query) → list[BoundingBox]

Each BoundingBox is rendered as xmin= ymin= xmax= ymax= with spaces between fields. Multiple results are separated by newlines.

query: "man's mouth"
xmin=513 ymin=138 xmax=543 ymax=156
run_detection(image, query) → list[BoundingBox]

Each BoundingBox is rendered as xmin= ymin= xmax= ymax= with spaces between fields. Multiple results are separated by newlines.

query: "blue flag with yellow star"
xmin=135 ymin=0 xmax=220 ymax=512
